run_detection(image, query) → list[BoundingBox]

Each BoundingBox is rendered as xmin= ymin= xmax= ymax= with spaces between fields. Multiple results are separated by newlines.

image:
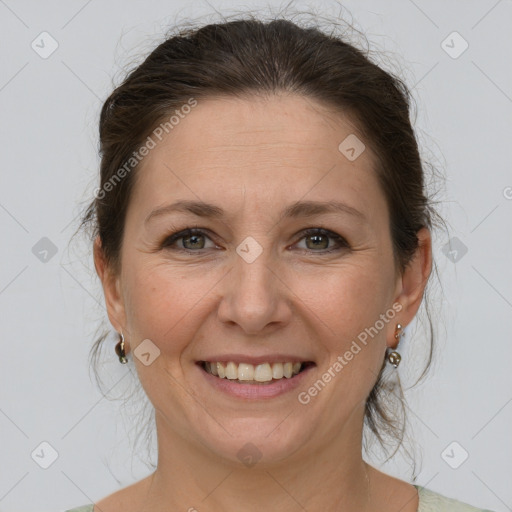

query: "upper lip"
xmin=197 ymin=354 xmax=315 ymax=365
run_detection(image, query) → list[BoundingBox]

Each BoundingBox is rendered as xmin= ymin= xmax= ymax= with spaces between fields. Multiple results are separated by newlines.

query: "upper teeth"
xmin=205 ymin=361 xmax=303 ymax=381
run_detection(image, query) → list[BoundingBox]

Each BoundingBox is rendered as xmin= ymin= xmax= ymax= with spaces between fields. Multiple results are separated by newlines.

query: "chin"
xmin=196 ymin=416 xmax=312 ymax=469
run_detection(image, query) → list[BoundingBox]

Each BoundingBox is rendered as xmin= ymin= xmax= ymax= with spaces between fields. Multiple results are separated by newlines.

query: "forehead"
xmin=130 ymin=94 xmax=386 ymax=222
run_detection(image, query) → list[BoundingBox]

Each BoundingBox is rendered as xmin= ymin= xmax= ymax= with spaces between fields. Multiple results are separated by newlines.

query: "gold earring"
xmin=115 ymin=332 xmax=128 ymax=364
xmin=387 ymin=323 xmax=403 ymax=368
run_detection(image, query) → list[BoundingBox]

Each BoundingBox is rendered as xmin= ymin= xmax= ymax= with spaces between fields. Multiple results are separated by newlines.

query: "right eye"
xmin=161 ymin=228 xmax=218 ymax=252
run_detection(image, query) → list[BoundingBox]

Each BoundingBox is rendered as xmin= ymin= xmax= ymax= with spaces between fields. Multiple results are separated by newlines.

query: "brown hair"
xmin=79 ymin=15 xmax=442 ymax=475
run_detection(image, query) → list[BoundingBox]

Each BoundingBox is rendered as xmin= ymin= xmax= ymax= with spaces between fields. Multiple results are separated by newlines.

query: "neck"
xmin=139 ymin=405 xmax=376 ymax=512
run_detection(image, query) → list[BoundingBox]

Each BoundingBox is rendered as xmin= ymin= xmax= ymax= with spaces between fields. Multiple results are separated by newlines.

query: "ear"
xmin=93 ymin=235 xmax=127 ymax=341
xmin=390 ymin=227 xmax=432 ymax=348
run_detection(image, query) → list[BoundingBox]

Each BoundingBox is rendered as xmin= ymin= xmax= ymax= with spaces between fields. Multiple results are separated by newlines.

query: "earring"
xmin=387 ymin=323 xmax=403 ymax=368
xmin=115 ymin=332 xmax=128 ymax=364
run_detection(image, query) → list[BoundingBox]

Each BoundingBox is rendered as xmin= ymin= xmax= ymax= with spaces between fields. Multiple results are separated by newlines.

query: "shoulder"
xmin=415 ymin=485 xmax=497 ymax=512
xmin=77 ymin=473 xmax=154 ymax=512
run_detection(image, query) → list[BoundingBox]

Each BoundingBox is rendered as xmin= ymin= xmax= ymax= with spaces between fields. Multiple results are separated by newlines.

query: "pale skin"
xmin=93 ymin=93 xmax=432 ymax=512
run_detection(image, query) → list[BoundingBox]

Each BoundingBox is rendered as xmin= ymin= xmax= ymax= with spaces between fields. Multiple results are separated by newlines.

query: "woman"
xmin=68 ymin=16 xmax=496 ymax=512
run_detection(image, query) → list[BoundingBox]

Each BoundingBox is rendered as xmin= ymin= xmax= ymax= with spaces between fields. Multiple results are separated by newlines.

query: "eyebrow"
xmin=144 ymin=199 xmax=366 ymax=225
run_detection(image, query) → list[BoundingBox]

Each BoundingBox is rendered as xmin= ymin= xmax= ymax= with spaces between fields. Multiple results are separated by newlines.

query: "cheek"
xmin=295 ymin=260 xmax=394 ymax=339
xmin=123 ymin=261 xmax=215 ymax=353
xmin=296 ymin=261 xmax=394 ymax=389
xmin=298 ymin=268 xmax=393 ymax=405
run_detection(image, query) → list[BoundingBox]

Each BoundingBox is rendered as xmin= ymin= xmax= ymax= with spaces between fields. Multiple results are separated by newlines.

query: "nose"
xmin=216 ymin=245 xmax=292 ymax=335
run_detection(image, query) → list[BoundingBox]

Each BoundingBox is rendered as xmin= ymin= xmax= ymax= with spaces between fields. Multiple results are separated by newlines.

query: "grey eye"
xmin=304 ymin=233 xmax=330 ymax=250
xmin=181 ymin=233 xmax=206 ymax=250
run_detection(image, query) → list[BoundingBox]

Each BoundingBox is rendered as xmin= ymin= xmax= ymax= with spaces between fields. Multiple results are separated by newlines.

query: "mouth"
xmin=197 ymin=360 xmax=316 ymax=385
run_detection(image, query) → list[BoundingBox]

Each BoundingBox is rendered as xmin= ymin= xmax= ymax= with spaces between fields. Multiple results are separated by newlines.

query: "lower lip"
xmin=197 ymin=363 xmax=315 ymax=399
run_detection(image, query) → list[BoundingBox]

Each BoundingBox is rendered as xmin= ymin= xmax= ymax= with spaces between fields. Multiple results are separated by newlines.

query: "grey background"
xmin=0 ymin=0 xmax=511 ymax=510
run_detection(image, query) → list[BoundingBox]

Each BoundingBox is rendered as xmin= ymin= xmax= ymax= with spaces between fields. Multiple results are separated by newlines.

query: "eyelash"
xmin=161 ymin=227 xmax=349 ymax=254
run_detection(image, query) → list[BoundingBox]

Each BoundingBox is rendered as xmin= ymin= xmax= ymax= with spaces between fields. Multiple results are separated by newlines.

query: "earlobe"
xmin=393 ymin=227 xmax=432 ymax=328
xmin=93 ymin=235 xmax=127 ymax=334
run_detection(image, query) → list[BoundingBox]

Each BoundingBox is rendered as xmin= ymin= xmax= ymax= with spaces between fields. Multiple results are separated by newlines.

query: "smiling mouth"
xmin=198 ymin=361 xmax=315 ymax=385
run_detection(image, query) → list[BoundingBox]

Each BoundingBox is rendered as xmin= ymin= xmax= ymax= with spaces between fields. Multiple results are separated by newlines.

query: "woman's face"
xmin=98 ymin=94 xmax=426 ymax=467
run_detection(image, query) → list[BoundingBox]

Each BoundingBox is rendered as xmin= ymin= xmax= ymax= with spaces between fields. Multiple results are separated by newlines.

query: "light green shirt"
xmin=64 ymin=485 xmax=497 ymax=511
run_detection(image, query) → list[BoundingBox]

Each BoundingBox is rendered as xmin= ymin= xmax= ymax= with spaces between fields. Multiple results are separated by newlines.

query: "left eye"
xmin=295 ymin=228 xmax=348 ymax=252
